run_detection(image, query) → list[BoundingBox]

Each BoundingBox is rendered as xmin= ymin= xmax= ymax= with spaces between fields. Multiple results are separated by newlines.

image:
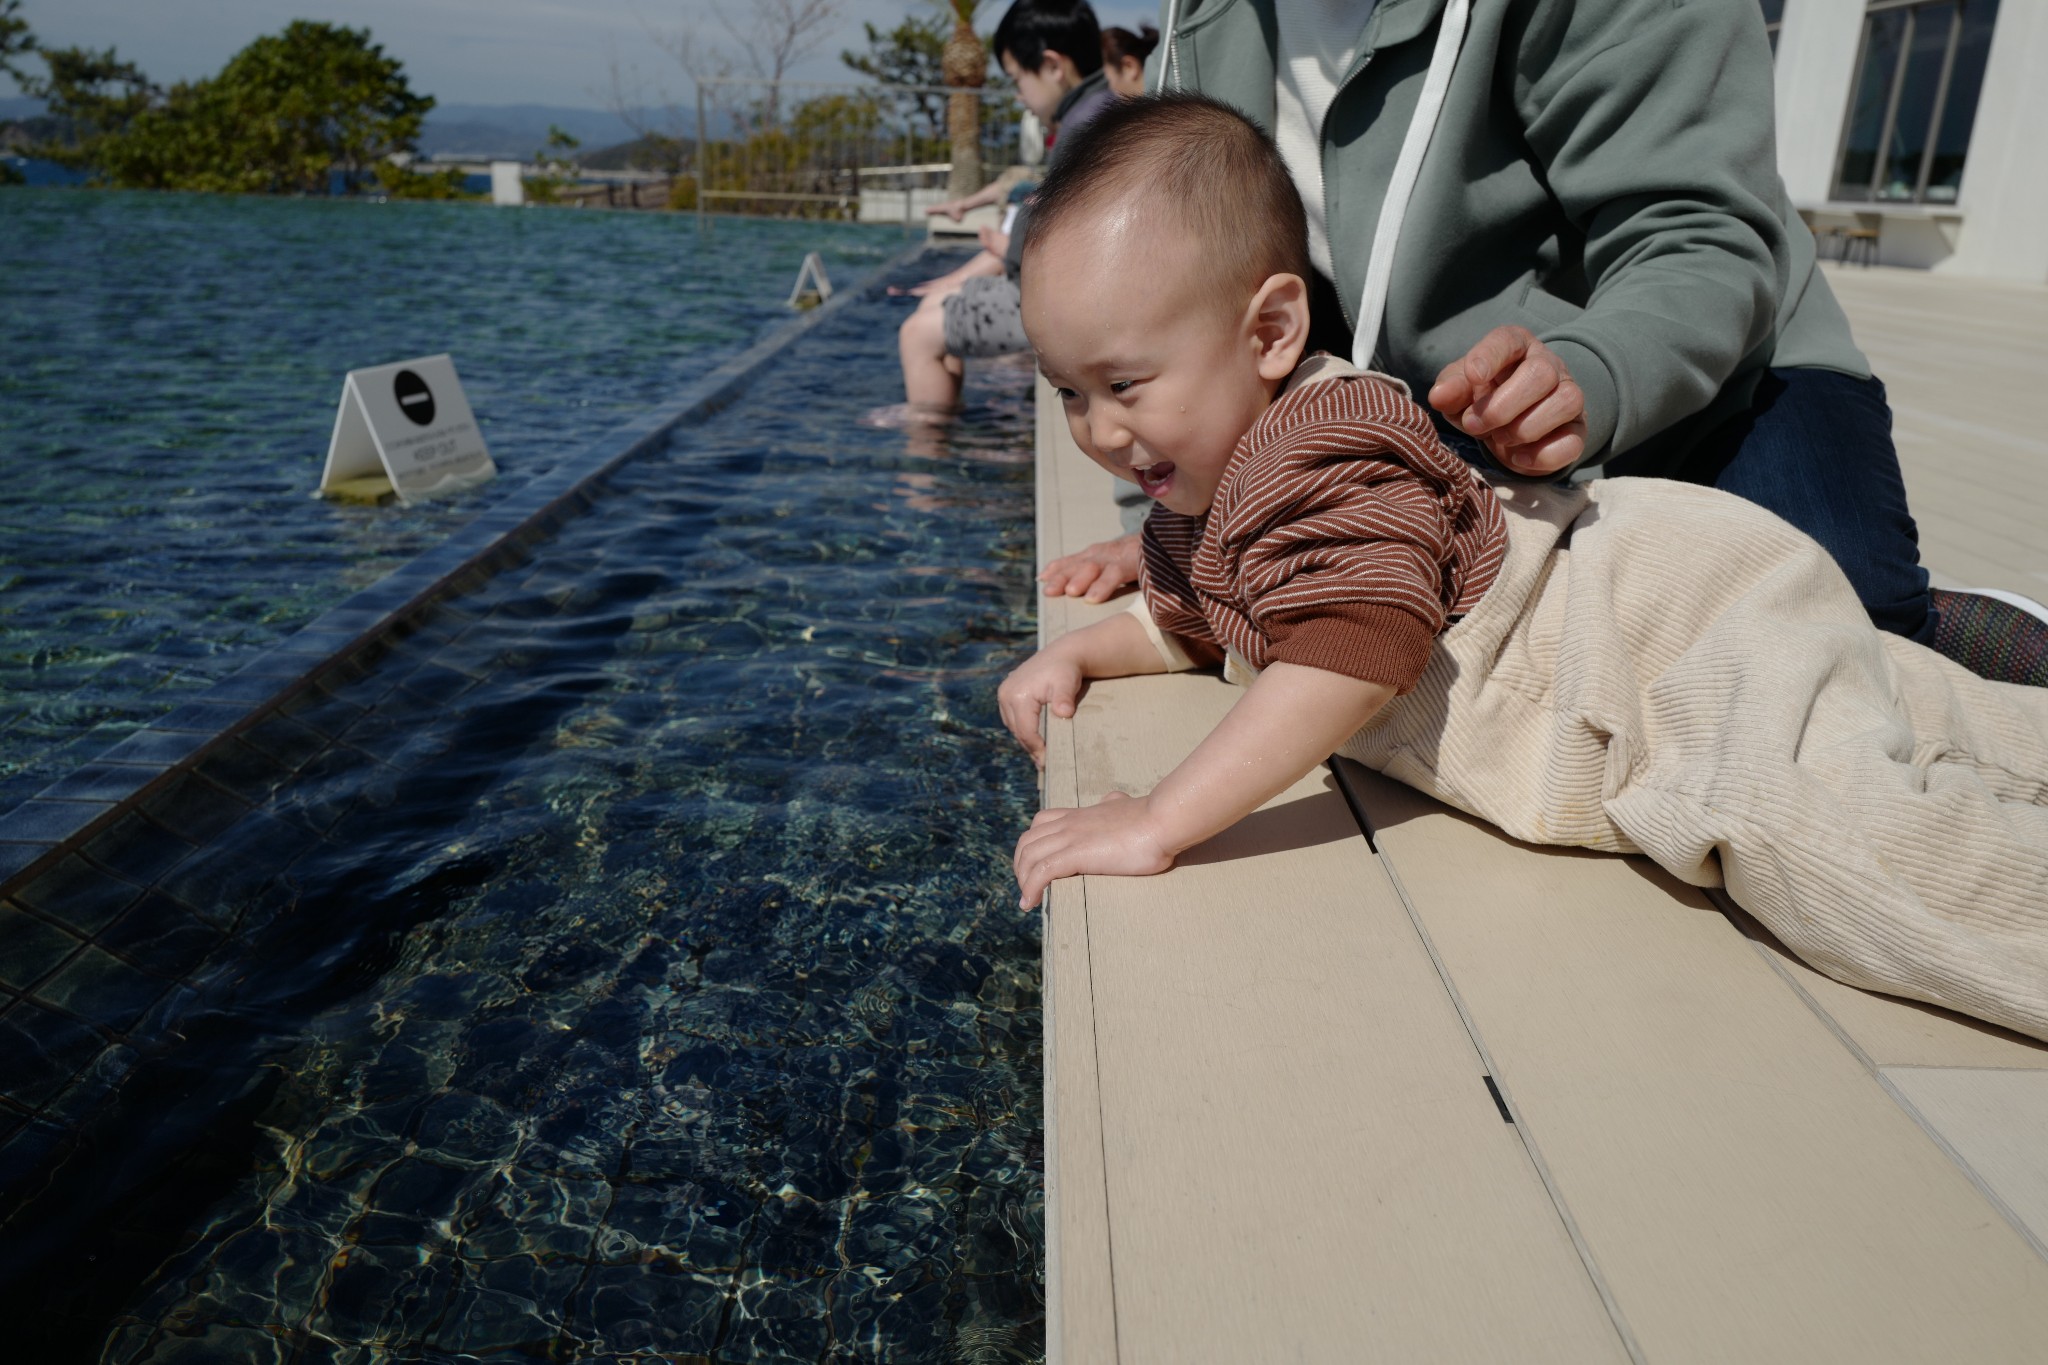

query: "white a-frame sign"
xmin=787 ymin=251 xmax=833 ymax=308
xmin=318 ymin=354 xmax=497 ymax=504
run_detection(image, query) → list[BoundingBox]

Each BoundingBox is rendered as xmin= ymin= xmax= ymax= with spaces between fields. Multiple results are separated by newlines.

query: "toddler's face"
xmin=1022 ymin=216 xmax=1304 ymax=517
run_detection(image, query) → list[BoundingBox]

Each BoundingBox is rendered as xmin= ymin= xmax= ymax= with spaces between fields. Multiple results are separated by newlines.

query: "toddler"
xmin=998 ymin=94 xmax=2048 ymax=1042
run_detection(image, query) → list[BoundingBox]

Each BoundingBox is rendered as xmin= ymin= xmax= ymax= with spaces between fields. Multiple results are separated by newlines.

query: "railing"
xmin=690 ymin=78 xmax=1022 ymax=226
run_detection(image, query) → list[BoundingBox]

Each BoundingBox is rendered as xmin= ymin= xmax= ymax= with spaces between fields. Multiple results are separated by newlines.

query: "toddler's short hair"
xmin=1021 ymin=92 xmax=1312 ymax=297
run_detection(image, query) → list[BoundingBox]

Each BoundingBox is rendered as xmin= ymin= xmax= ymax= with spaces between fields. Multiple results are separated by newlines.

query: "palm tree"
xmin=941 ymin=0 xmax=984 ymax=197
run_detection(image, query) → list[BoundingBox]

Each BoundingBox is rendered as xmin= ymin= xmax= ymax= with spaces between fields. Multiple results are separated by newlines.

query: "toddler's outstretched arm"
xmin=997 ymin=611 xmax=1169 ymax=767
xmin=1000 ymin=615 xmax=1394 ymax=908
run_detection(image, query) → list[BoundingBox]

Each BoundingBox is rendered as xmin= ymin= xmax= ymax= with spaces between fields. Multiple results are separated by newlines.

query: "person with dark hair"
xmin=1000 ymin=93 xmax=2048 ymax=1042
xmin=1100 ymin=23 xmax=1159 ymax=97
xmin=991 ymin=0 xmax=1105 ymax=81
xmin=875 ymin=0 xmax=1117 ymax=428
xmin=1032 ymin=0 xmax=2048 ymax=688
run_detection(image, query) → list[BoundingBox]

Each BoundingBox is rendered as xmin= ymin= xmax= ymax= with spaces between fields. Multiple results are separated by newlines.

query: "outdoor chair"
xmin=1842 ymin=225 xmax=1880 ymax=267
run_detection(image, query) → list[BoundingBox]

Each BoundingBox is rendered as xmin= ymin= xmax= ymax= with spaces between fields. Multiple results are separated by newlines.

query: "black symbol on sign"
xmin=393 ymin=370 xmax=436 ymax=427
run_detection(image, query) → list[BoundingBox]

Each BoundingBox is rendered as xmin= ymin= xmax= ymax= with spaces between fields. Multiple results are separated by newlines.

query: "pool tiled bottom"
xmin=0 ymin=284 xmax=1046 ymax=1361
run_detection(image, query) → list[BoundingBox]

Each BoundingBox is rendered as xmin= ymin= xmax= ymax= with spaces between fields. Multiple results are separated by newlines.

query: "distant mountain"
xmin=580 ymin=135 xmax=695 ymax=173
xmin=418 ymin=104 xmax=671 ymax=159
xmin=0 ymin=96 xmax=691 ymax=163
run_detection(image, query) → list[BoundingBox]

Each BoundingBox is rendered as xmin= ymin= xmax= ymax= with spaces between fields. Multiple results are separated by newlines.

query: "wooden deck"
xmin=1824 ymin=262 xmax=2048 ymax=599
xmin=1034 ymin=267 xmax=2048 ymax=1363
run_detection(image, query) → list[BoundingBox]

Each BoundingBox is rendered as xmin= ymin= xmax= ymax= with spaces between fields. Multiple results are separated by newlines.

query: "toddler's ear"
xmin=1249 ymin=273 xmax=1310 ymax=382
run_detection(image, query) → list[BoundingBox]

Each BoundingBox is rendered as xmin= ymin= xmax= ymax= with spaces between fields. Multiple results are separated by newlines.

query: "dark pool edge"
xmin=0 ymin=240 xmax=935 ymax=897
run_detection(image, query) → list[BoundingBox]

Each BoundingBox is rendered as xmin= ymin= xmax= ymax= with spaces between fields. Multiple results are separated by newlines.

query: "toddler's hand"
xmin=1038 ymin=533 xmax=1141 ymax=602
xmin=1013 ymin=792 xmax=1176 ymax=908
xmin=997 ymin=649 xmax=1085 ymax=767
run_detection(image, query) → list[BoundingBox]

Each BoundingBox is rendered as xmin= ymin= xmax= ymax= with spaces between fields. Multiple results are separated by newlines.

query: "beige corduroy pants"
xmin=1323 ymin=477 xmax=2048 ymax=1041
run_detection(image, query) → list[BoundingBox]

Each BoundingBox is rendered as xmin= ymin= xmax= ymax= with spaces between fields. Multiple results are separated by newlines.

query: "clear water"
xmin=0 ymin=190 xmax=905 ymax=808
xmin=0 ymin=212 xmax=1045 ymax=1358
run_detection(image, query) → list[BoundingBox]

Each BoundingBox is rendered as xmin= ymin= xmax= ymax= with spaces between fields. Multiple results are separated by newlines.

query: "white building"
xmin=1770 ymin=0 xmax=2048 ymax=281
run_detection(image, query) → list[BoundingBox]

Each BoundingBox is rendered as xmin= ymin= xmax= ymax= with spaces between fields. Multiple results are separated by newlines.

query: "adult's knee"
xmin=1697 ymin=369 xmax=1932 ymax=643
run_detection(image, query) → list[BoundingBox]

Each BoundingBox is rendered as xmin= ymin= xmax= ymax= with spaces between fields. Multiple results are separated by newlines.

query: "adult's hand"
xmin=1428 ymin=325 xmax=1589 ymax=476
xmin=1039 ymin=533 xmax=1141 ymax=602
xmin=977 ymin=224 xmax=1011 ymax=258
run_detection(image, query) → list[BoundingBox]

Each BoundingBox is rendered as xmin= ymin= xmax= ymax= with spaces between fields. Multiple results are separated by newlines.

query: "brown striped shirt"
xmin=1141 ymin=356 xmax=1508 ymax=693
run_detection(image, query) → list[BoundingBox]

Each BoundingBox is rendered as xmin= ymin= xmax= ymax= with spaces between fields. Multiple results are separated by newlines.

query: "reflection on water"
xmin=0 ymin=190 xmax=901 ymax=807
xmin=0 ymin=264 xmax=1045 ymax=1361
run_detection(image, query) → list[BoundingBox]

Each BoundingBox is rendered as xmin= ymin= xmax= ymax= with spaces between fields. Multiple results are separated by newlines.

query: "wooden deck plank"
xmin=1891 ymin=430 xmax=2048 ymax=510
xmin=1036 ymin=383 xmax=1630 ymax=1364
xmin=1733 ymin=919 xmax=2048 ymax=1070
xmin=1889 ymin=457 xmax=2048 ymax=548
xmin=1880 ymin=1068 xmax=2048 ymax=1251
xmin=1905 ymin=507 xmax=2048 ymax=590
xmin=1073 ymin=690 xmax=1631 ymax=1365
xmin=1337 ymin=762 xmax=2048 ymax=1364
xmin=1825 ymin=265 xmax=2048 ymax=599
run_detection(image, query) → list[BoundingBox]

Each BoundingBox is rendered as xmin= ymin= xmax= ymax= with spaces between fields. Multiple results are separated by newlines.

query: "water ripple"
xmin=0 ymin=190 xmax=903 ymax=806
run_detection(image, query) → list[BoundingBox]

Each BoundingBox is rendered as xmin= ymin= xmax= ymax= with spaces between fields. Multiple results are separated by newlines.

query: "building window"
xmin=1760 ymin=0 xmax=1784 ymax=56
xmin=1833 ymin=0 xmax=2001 ymax=204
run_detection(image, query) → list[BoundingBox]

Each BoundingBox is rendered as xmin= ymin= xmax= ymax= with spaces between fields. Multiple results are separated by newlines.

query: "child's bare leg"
xmin=898 ymin=295 xmax=964 ymax=416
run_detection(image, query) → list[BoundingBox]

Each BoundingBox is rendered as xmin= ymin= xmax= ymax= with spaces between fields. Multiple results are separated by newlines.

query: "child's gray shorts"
xmin=941 ymin=276 xmax=1030 ymax=358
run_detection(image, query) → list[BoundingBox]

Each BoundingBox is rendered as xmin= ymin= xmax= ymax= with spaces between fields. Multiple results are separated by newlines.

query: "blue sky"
xmin=2 ymin=1 xmax=1158 ymax=108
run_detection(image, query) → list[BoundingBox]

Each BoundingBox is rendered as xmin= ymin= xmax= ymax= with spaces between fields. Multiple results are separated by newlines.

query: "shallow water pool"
xmin=0 ymin=258 xmax=1046 ymax=1362
xmin=0 ymin=190 xmax=901 ymax=808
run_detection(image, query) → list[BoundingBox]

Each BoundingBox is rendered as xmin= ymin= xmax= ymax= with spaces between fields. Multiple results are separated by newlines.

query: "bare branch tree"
xmin=651 ymin=0 xmax=843 ymax=127
xmin=710 ymin=0 xmax=842 ymax=86
xmin=647 ymin=24 xmax=731 ymax=86
xmin=599 ymin=36 xmax=694 ymax=173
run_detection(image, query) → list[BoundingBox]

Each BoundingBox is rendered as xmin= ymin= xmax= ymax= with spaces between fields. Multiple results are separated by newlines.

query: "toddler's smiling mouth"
xmin=1134 ymin=461 xmax=1177 ymax=498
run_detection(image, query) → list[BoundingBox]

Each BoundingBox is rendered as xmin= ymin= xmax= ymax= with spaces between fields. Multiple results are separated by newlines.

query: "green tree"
xmin=376 ymin=160 xmax=470 ymax=199
xmin=527 ymin=122 xmax=580 ymax=203
xmin=539 ymin=123 xmax=580 ymax=165
xmin=841 ymin=15 xmax=948 ymax=140
xmin=199 ymin=21 xmax=433 ymax=192
xmin=24 ymin=20 xmax=432 ymax=194
xmin=0 ymin=0 xmax=36 ymax=85
xmin=21 ymin=45 xmax=157 ymax=171
xmin=790 ymin=91 xmax=882 ymax=144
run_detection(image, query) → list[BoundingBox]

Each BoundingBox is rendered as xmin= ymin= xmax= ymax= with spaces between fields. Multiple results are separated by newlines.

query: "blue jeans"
xmin=1607 ymin=368 xmax=1935 ymax=645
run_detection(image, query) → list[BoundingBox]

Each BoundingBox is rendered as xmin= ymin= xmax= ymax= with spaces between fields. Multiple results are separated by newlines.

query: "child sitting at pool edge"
xmin=997 ymin=95 xmax=2048 ymax=1042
